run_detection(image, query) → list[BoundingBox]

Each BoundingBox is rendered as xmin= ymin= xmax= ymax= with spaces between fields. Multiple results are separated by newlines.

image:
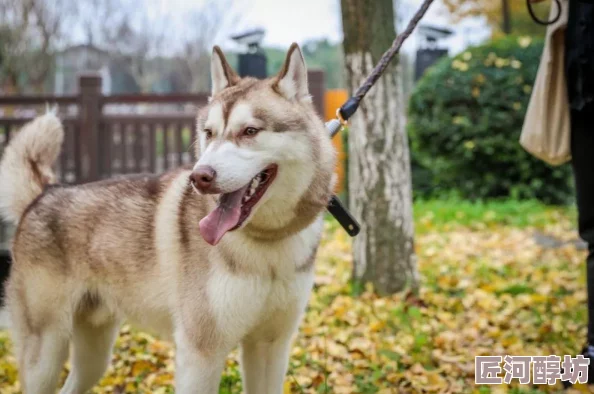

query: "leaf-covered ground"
xmin=0 ymin=199 xmax=591 ymax=393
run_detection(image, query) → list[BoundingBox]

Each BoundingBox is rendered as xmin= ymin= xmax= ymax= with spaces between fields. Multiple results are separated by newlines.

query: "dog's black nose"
xmin=190 ymin=165 xmax=217 ymax=193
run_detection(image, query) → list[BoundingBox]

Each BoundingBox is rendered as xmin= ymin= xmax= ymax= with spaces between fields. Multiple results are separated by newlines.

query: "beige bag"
xmin=520 ymin=0 xmax=571 ymax=166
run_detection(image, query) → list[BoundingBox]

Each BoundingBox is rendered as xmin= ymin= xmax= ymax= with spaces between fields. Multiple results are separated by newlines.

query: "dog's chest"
xmin=207 ymin=220 xmax=322 ymax=338
xmin=209 ymin=241 xmax=314 ymax=307
xmin=207 ymin=262 xmax=314 ymax=340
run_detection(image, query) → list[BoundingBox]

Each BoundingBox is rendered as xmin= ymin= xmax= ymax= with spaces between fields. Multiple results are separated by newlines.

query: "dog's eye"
xmin=243 ymin=127 xmax=260 ymax=136
xmin=204 ymin=129 xmax=213 ymax=139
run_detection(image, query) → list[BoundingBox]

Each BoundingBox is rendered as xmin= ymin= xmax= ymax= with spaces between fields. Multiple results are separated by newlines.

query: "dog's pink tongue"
xmin=199 ymin=187 xmax=247 ymax=246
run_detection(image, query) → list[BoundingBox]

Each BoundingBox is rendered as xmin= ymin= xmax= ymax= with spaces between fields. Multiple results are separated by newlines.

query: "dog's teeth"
xmin=243 ymin=172 xmax=268 ymax=203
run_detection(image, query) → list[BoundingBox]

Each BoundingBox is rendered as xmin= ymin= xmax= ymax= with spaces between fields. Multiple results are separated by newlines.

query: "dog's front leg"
xmin=174 ymin=331 xmax=227 ymax=394
xmin=241 ymin=272 xmax=315 ymax=394
xmin=240 ymin=334 xmax=294 ymax=394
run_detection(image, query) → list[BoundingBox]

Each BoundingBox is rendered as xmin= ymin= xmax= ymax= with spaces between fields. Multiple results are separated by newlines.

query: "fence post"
xmin=307 ymin=69 xmax=326 ymax=119
xmin=79 ymin=74 xmax=102 ymax=182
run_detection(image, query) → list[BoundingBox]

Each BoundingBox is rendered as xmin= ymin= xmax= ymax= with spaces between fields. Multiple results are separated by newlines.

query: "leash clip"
xmin=336 ymin=108 xmax=348 ymax=127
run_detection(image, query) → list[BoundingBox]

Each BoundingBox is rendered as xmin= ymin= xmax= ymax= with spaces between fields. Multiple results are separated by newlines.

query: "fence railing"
xmin=0 ymin=75 xmax=209 ymax=185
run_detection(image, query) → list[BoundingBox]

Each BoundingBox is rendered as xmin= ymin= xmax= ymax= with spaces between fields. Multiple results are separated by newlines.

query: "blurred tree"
xmin=443 ymin=0 xmax=551 ymax=37
xmin=175 ymin=0 xmax=237 ymax=93
xmin=0 ymin=0 xmax=237 ymax=94
xmin=72 ymin=0 xmax=169 ymax=92
xmin=340 ymin=0 xmax=417 ymax=294
xmin=78 ymin=0 xmax=236 ymax=93
xmin=0 ymin=0 xmax=75 ymax=93
xmin=265 ymin=40 xmax=345 ymax=89
xmin=302 ymin=39 xmax=345 ymax=89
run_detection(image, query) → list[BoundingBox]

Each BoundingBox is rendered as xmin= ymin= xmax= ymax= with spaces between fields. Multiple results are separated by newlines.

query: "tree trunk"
xmin=340 ymin=0 xmax=418 ymax=295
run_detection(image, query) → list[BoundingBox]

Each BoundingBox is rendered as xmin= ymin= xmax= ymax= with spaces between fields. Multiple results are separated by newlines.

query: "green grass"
xmin=326 ymin=197 xmax=576 ymax=235
xmin=414 ymin=197 xmax=576 ymax=234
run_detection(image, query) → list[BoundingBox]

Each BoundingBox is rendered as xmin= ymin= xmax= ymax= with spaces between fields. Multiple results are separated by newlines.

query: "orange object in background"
xmin=325 ymin=89 xmax=348 ymax=194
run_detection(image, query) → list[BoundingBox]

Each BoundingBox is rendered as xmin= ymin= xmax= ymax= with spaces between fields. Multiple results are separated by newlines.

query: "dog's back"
xmin=14 ymin=172 xmax=180 ymax=278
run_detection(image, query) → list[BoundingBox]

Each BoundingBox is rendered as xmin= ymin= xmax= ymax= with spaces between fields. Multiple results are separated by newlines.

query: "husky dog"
xmin=0 ymin=44 xmax=336 ymax=394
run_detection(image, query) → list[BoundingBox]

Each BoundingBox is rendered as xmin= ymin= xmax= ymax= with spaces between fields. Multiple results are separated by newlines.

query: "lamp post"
xmin=502 ymin=0 xmax=512 ymax=34
xmin=230 ymin=29 xmax=267 ymax=78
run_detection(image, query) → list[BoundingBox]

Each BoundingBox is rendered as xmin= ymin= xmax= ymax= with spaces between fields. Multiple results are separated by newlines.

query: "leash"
xmin=325 ymin=0 xmax=435 ymax=237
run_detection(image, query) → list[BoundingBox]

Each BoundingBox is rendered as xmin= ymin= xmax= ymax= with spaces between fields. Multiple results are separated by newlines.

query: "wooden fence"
xmin=0 ymin=75 xmax=209 ymax=185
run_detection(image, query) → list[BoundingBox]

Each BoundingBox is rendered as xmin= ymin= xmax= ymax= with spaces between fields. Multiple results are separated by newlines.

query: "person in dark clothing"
xmin=565 ymin=0 xmax=594 ymax=380
xmin=530 ymin=0 xmax=594 ymax=384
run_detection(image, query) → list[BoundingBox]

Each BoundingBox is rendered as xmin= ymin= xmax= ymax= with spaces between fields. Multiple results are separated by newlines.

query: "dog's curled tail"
xmin=0 ymin=113 xmax=64 ymax=223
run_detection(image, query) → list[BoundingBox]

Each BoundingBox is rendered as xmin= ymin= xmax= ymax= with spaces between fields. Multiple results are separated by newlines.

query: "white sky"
xmin=154 ymin=0 xmax=491 ymax=55
xmin=233 ymin=0 xmax=343 ymax=47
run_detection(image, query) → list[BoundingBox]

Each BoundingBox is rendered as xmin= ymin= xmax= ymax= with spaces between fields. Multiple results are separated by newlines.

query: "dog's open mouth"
xmin=198 ymin=164 xmax=278 ymax=245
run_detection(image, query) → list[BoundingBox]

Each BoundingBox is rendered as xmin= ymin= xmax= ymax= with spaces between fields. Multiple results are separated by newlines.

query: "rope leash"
xmin=325 ymin=0 xmax=435 ymax=236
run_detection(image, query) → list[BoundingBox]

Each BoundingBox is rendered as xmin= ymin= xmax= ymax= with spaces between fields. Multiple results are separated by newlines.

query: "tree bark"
xmin=340 ymin=0 xmax=418 ymax=295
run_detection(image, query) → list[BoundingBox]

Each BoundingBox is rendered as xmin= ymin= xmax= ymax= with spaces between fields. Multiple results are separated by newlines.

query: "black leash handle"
xmin=325 ymin=119 xmax=360 ymax=236
xmin=324 ymin=0 xmax=434 ymax=237
xmin=339 ymin=0 xmax=435 ymax=122
xmin=327 ymin=195 xmax=360 ymax=236
xmin=527 ymin=0 xmax=562 ymax=26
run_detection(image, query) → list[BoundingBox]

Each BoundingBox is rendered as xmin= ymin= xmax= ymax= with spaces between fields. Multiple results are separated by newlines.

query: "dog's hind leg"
xmin=14 ymin=326 xmax=70 ymax=394
xmin=60 ymin=316 xmax=120 ymax=394
xmin=7 ymin=275 xmax=70 ymax=394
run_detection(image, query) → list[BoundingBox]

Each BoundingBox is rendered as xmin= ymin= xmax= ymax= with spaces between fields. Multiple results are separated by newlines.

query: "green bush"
xmin=408 ymin=36 xmax=573 ymax=204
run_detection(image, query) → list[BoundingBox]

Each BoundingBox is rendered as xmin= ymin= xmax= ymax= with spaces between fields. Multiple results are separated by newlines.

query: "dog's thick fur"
xmin=0 ymin=44 xmax=335 ymax=394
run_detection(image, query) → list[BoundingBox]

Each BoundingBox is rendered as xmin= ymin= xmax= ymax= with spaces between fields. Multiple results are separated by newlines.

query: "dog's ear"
xmin=211 ymin=46 xmax=239 ymax=95
xmin=274 ymin=43 xmax=311 ymax=103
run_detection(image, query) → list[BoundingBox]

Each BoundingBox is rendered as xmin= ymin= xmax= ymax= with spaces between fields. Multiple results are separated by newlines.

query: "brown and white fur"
xmin=0 ymin=44 xmax=335 ymax=394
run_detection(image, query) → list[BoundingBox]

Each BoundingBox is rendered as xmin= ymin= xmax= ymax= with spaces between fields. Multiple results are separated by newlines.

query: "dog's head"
xmin=191 ymin=43 xmax=336 ymax=246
